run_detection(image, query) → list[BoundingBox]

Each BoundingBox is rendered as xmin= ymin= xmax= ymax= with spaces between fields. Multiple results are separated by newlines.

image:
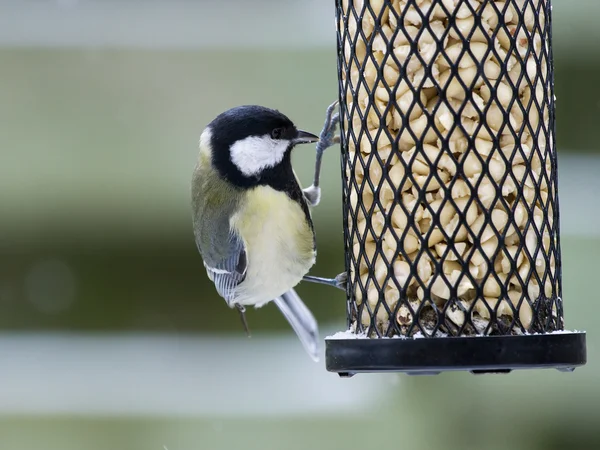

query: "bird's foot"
xmin=316 ymin=100 xmax=341 ymax=153
xmin=303 ymin=272 xmax=348 ymax=291
xmin=303 ymin=100 xmax=341 ymax=207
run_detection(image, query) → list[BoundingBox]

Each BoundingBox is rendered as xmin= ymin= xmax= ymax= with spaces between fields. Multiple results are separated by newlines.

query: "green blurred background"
xmin=0 ymin=1 xmax=598 ymax=449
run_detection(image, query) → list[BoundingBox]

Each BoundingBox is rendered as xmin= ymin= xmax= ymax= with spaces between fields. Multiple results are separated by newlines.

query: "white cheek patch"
xmin=230 ymin=135 xmax=290 ymax=177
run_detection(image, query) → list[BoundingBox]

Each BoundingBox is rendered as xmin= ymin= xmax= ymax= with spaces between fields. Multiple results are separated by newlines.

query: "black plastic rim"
xmin=325 ymin=332 xmax=586 ymax=377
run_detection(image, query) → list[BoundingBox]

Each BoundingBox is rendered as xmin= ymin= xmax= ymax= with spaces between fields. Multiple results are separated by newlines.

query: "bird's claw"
xmin=316 ymin=100 xmax=340 ymax=153
xmin=302 ymin=272 xmax=348 ymax=291
xmin=334 ymin=272 xmax=348 ymax=291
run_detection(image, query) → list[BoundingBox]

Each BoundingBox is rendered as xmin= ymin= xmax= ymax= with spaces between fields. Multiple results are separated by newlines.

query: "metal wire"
xmin=336 ymin=0 xmax=562 ymax=338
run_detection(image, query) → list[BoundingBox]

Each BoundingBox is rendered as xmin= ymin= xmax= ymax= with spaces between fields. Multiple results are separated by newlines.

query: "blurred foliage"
xmin=0 ymin=390 xmax=599 ymax=450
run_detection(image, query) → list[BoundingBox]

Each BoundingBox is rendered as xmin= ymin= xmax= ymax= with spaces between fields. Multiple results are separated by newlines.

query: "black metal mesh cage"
xmin=326 ymin=0 xmax=586 ymax=375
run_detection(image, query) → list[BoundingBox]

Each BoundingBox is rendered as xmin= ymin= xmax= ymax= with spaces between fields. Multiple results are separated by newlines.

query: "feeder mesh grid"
xmin=336 ymin=0 xmax=563 ymax=337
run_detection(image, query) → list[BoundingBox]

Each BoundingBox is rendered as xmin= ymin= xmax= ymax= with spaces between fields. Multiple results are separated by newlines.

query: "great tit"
xmin=191 ymin=101 xmax=345 ymax=361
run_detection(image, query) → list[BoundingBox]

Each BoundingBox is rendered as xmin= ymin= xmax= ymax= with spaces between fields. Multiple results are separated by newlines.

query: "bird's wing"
xmin=202 ymin=230 xmax=247 ymax=304
xmin=192 ymin=152 xmax=248 ymax=304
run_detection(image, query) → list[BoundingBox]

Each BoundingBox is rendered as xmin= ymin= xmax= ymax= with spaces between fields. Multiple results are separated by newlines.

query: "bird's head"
xmin=199 ymin=105 xmax=318 ymax=187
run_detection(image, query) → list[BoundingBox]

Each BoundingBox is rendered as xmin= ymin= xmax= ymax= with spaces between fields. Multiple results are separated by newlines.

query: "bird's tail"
xmin=274 ymin=289 xmax=320 ymax=362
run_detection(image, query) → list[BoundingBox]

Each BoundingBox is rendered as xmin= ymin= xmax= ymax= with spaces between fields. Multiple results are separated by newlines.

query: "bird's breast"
xmin=231 ymin=185 xmax=316 ymax=306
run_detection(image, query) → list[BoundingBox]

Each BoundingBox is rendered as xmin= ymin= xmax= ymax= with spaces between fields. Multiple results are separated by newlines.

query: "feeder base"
xmin=325 ymin=332 xmax=586 ymax=377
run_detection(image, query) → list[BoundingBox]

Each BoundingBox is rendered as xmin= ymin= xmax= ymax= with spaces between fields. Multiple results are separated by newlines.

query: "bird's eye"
xmin=271 ymin=128 xmax=283 ymax=139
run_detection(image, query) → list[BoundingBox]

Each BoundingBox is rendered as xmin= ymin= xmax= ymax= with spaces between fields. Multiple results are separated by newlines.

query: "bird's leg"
xmin=303 ymin=102 xmax=344 ymax=291
xmin=303 ymin=272 xmax=348 ymax=291
xmin=236 ymin=304 xmax=251 ymax=337
xmin=303 ymin=100 xmax=341 ymax=207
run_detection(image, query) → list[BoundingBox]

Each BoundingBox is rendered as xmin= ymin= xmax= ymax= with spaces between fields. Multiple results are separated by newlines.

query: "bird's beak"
xmin=293 ymin=129 xmax=319 ymax=145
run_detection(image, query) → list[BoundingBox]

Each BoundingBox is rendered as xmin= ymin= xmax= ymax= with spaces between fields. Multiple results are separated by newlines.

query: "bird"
xmin=191 ymin=101 xmax=346 ymax=361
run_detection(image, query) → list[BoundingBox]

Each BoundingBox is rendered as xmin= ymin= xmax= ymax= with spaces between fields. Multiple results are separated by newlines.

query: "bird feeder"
xmin=326 ymin=0 xmax=587 ymax=376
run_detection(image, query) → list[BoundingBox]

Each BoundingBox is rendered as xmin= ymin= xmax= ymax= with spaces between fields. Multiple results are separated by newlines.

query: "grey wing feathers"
xmin=192 ymin=155 xmax=248 ymax=305
xmin=203 ymin=231 xmax=247 ymax=304
xmin=274 ymin=289 xmax=320 ymax=362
